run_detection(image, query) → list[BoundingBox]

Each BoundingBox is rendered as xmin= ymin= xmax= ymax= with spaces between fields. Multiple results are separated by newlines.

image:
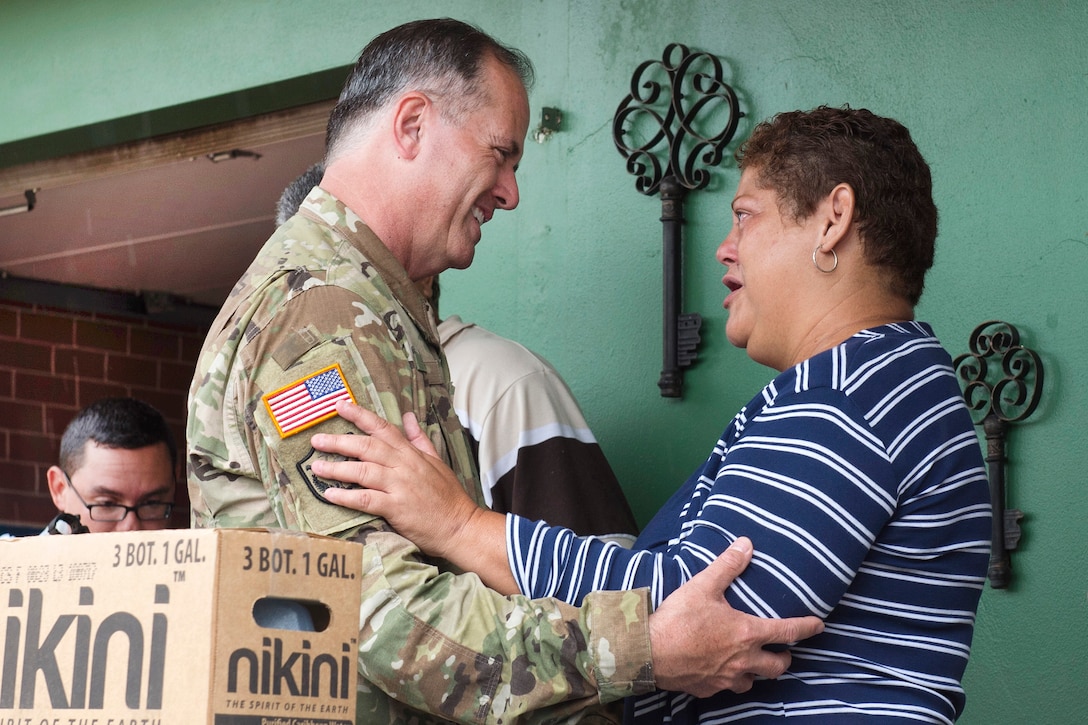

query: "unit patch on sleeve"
xmin=262 ymin=363 xmax=356 ymax=438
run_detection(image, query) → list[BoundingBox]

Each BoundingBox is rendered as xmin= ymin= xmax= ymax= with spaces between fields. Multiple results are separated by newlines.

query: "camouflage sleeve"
xmin=350 ymin=521 xmax=654 ymax=724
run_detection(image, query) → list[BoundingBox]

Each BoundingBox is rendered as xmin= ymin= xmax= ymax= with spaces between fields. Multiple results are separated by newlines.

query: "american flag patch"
xmin=262 ymin=363 xmax=356 ymax=438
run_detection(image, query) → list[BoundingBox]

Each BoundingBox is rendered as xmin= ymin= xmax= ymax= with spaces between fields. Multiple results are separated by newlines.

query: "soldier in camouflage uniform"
xmin=188 ymin=18 xmax=819 ymax=725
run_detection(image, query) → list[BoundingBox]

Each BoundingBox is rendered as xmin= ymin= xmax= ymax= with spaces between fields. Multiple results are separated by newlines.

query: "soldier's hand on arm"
xmin=648 ymin=537 xmax=825 ymax=697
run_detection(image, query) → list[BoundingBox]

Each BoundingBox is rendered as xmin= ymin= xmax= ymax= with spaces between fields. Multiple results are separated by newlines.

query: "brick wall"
xmin=0 ymin=300 xmax=209 ymax=531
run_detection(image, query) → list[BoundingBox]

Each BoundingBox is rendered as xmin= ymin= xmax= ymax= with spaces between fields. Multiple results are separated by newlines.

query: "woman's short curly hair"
xmin=736 ymin=106 xmax=938 ymax=305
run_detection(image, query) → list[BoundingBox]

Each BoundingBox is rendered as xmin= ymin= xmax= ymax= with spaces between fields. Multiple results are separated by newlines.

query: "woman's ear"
xmin=818 ymin=183 xmax=856 ymax=252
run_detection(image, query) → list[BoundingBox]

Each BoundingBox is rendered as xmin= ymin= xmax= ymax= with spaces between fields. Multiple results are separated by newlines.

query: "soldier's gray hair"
xmin=325 ymin=18 xmax=533 ymax=163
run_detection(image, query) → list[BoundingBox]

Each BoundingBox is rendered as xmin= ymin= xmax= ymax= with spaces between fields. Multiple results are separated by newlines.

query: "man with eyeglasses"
xmin=44 ymin=397 xmax=178 ymax=534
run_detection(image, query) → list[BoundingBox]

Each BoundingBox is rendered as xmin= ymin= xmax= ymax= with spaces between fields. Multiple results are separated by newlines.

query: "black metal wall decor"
xmin=612 ymin=44 xmax=743 ymax=397
xmin=953 ymin=320 xmax=1045 ymax=589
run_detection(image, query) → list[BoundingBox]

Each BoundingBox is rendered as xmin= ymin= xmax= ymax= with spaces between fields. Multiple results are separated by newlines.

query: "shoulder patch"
xmin=296 ymin=444 xmax=356 ymax=503
xmin=262 ymin=363 xmax=356 ymax=438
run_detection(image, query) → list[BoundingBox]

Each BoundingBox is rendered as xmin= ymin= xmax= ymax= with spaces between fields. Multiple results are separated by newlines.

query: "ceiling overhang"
xmin=0 ymin=66 xmax=351 ymax=319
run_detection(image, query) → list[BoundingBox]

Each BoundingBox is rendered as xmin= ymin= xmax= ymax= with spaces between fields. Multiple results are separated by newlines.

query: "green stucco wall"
xmin=2 ymin=1 xmax=1085 ymax=721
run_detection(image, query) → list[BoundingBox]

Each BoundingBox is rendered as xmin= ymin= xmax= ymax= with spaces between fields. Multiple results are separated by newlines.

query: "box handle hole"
xmin=252 ymin=597 xmax=331 ymax=632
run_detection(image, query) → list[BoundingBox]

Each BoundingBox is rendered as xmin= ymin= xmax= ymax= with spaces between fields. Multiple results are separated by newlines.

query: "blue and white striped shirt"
xmin=507 ymin=322 xmax=990 ymax=723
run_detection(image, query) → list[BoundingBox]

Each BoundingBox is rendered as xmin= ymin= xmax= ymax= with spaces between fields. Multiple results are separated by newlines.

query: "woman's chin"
xmin=723 ymin=316 xmax=749 ymax=350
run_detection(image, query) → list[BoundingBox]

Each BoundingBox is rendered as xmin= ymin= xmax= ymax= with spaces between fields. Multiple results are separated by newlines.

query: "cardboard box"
xmin=0 ymin=528 xmax=361 ymax=724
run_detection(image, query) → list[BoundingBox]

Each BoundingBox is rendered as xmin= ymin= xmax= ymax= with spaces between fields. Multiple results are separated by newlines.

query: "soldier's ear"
xmin=391 ymin=92 xmax=429 ymax=160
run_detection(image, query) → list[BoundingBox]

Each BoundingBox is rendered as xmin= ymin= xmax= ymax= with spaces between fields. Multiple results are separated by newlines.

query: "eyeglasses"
xmin=62 ymin=470 xmax=174 ymax=522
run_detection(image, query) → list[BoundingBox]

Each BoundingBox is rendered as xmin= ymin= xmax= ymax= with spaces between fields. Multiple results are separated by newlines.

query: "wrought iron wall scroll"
xmin=953 ymin=320 xmax=1045 ymax=589
xmin=612 ymin=44 xmax=743 ymax=397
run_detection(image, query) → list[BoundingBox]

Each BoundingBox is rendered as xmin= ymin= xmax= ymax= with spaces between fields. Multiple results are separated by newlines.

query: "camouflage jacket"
xmin=187 ymin=187 xmax=654 ymax=724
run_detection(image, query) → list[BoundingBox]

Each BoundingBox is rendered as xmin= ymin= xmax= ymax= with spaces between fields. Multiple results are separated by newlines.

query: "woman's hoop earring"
xmin=812 ymin=245 xmax=838 ymax=273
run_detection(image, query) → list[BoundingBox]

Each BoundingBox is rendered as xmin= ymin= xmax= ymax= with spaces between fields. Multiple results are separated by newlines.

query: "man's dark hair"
xmin=275 ymin=163 xmax=325 ymax=226
xmin=59 ymin=397 xmax=177 ymax=474
xmin=325 ymin=18 xmax=534 ymax=162
xmin=736 ymin=105 xmax=938 ymax=305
